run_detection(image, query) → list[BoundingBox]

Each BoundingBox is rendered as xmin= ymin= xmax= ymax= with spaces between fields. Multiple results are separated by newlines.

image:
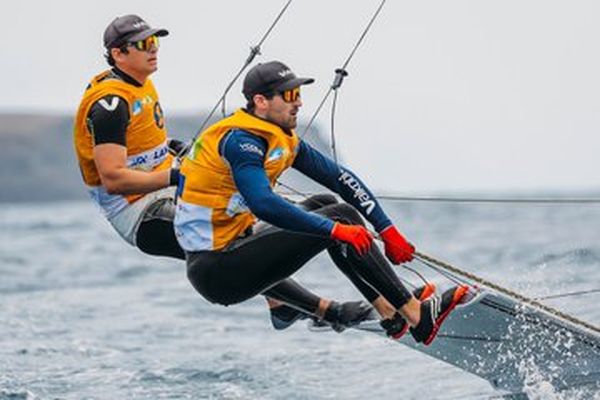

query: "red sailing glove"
xmin=379 ymin=225 xmax=415 ymax=264
xmin=330 ymin=223 xmax=373 ymax=256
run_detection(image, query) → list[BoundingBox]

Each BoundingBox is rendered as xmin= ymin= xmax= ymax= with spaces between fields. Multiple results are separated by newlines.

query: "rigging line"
xmin=413 ymin=251 xmax=600 ymax=335
xmin=376 ymin=195 xmax=600 ymax=205
xmin=402 ymin=265 xmax=430 ymax=286
xmin=411 ymin=256 xmax=468 ymax=286
xmin=176 ymin=0 xmax=294 ymax=161
xmin=534 ymin=288 xmax=600 ymax=301
xmin=300 ymin=0 xmax=387 ymax=140
xmin=275 ymin=191 xmax=600 ymax=205
xmin=276 ymin=181 xmax=310 ymax=199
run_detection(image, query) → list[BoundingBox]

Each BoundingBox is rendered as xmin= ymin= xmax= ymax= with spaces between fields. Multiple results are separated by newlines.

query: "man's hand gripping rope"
xmin=330 ymin=223 xmax=415 ymax=263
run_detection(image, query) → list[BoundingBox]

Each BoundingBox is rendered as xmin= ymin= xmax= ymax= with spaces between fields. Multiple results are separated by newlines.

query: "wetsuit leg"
xmin=186 ymin=203 xmax=412 ymax=308
xmin=296 ymin=193 xmax=337 ymax=211
xmin=260 ymin=194 xmax=340 ymax=312
xmin=321 ymin=204 xmax=411 ymax=308
xmin=135 ymin=196 xmax=330 ymax=315
xmin=264 ymin=279 xmax=321 ymax=312
xmin=136 ymin=198 xmax=186 ymax=260
xmin=294 ymin=195 xmax=381 ymax=304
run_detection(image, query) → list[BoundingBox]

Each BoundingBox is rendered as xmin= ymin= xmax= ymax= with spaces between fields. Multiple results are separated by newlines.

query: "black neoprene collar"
xmin=112 ymin=67 xmax=143 ymax=87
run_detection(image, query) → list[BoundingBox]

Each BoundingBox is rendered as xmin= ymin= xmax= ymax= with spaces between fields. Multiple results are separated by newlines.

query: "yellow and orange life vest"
xmin=73 ymin=70 xmax=172 ymax=218
xmin=175 ymin=109 xmax=299 ymax=251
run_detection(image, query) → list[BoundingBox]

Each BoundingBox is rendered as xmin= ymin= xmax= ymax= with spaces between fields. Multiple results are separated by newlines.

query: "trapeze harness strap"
xmin=73 ymin=69 xmax=172 ymax=219
xmin=175 ymin=109 xmax=299 ymax=252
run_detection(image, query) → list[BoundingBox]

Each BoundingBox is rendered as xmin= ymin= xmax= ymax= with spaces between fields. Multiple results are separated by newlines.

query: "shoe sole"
xmin=391 ymin=282 xmax=437 ymax=339
xmin=271 ymin=312 xmax=306 ymax=330
xmin=423 ymin=285 xmax=470 ymax=346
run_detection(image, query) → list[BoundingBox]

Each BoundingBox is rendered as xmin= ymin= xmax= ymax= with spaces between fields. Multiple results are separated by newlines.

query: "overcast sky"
xmin=2 ymin=0 xmax=599 ymax=193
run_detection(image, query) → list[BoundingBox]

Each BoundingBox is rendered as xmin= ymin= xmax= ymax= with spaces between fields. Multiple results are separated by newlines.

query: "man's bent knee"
xmin=320 ymin=203 xmax=364 ymax=226
xmin=299 ymin=194 xmax=338 ymax=211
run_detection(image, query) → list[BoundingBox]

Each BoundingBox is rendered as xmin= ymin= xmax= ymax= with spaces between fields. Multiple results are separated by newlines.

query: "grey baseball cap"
xmin=243 ymin=61 xmax=314 ymax=100
xmin=103 ymin=14 xmax=168 ymax=49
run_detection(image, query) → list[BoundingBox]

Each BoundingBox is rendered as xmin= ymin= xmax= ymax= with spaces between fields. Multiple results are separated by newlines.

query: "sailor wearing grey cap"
xmin=102 ymin=14 xmax=168 ymax=77
xmin=74 ymin=14 xmax=182 ymax=256
xmin=103 ymin=14 xmax=169 ymax=50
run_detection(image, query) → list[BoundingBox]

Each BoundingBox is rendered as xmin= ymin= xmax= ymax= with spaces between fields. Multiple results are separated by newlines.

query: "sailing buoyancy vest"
xmin=73 ymin=70 xmax=172 ymax=218
xmin=175 ymin=109 xmax=300 ymax=251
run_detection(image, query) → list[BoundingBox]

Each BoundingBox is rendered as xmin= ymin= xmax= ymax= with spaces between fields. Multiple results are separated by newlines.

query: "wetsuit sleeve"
xmin=86 ymin=95 xmax=129 ymax=146
xmin=221 ymin=130 xmax=334 ymax=236
xmin=292 ymin=140 xmax=393 ymax=232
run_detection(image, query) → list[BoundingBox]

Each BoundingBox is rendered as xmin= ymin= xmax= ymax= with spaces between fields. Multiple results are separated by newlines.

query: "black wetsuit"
xmin=187 ymin=201 xmax=412 ymax=308
xmin=183 ymin=128 xmax=413 ymax=309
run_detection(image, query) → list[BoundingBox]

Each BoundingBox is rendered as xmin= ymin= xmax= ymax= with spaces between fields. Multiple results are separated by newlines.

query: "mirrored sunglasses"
xmin=129 ymin=35 xmax=160 ymax=52
xmin=280 ymin=87 xmax=301 ymax=103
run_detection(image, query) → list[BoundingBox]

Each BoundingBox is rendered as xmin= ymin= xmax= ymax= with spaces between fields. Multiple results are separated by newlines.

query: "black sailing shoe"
xmin=380 ymin=282 xmax=437 ymax=339
xmin=271 ymin=300 xmax=376 ymax=332
xmin=309 ymin=300 xmax=377 ymax=332
xmin=324 ymin=300 xmax=377 ymax=332
xmin=410 ymin=285 xmax=470 ymax=345
xmin=270 ymin=304 xmax=311 ymax=330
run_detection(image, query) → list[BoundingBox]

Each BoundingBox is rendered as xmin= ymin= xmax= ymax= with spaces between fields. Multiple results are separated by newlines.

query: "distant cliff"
xmin=0 ymin=112 xmax=331 ymax=203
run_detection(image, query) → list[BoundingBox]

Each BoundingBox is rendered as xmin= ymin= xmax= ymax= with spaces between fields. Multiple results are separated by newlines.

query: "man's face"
xmin=113 ymin=35 xmax=159 ymax=76
xmin=263 ymin=88 xmax=302 ymax=130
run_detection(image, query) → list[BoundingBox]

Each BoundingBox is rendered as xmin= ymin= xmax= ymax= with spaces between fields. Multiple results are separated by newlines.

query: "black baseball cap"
xmin=103 ymin=14 xmax=169 ymax=49
xmin=243 ymin=61 xmax=314 ymax=100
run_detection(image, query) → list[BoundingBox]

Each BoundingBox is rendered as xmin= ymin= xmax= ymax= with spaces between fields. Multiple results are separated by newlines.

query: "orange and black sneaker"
xmin=380 ymin=282 xmax=437 ymax=339
xmin=410 ymin=285 xmax=470 ymax=345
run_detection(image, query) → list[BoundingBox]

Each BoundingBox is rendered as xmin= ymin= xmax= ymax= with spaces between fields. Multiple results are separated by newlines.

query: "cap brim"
xmin=128 ymin=28 xmax=169 ymax=42
xmin=276 ymin=77 xmax=315 ymax=92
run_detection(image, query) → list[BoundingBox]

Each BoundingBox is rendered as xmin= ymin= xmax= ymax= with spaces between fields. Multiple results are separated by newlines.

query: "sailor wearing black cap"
xmin=176 ymin=60 xmax=470 ymax=345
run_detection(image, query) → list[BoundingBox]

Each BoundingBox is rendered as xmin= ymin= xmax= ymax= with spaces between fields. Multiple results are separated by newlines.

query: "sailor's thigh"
xmin=136 ymin=218 xmax=185 ymax=260
xmin=187 ymin=202 xmax=361 ymax=305
xmin=199 ymin=227 xmax=330 ymax=305
xmin=298 ymin=193 xmax=338 ymax=211
xmin=313 ymin=203 xmax=364 ymax=225
xmin=136 ymin=198 xmax=184 ymax=260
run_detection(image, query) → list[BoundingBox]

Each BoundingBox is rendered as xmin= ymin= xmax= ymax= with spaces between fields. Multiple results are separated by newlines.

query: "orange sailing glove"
xmin=379 ymin=225 xmax=415 ymax=264
xmin=330 ymin=223 xmax=373 ymax=256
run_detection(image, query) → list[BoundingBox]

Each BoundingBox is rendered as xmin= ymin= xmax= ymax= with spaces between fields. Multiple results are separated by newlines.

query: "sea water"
xmin=1 ymin=200 xmax=599 ymax=399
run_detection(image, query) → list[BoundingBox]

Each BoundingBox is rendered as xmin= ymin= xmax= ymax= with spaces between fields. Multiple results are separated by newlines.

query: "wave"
xmin=532 ymin=248 xmax=600 ymax=266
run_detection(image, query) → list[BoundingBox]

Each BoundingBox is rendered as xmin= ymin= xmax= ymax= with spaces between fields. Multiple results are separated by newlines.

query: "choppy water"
xmin=1 ymin=200 xmax=599 ymax=399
